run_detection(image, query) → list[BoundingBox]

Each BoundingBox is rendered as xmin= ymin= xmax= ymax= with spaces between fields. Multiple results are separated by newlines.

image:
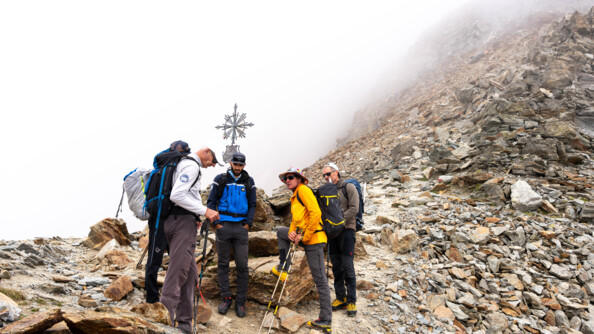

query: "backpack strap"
xmin=295 ymin=191 xmax=304 ymax=207
xmin=295 ymin=187 xmax=325 ymax=233
xmin=216 ymin=173 xmax=228 ymax=201
xmin=181 ymin=156 xmax=201 ymax=188
xmin=216 ymin=171 xmax=254 ymax=202
xmin=340 ymin=182 xmax=350 ymax=202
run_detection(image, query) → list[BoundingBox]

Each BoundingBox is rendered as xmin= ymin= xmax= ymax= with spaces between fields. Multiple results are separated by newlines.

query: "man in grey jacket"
xmin=322 ymin=163 xmax=359 ymax=317
xmin=160 ymin=146 xmax=222 ymax=333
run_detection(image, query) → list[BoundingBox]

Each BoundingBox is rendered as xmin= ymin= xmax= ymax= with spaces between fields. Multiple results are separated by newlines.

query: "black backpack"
xmin=144 ymin=149 xmax=199 ymax=226
xmin=215 ymin=171 xmax=253 ymax=202
xmin=341 ymin=178 xmax=365 ymax=231
xmin=296 ymin=183 xmax=345 ymax=239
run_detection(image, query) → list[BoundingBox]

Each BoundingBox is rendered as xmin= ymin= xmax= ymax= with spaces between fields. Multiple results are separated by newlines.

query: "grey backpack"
xmin=117 ymin=168 xmax=152 ymax=220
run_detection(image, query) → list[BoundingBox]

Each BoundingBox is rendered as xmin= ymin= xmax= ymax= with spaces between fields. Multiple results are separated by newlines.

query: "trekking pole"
xmin=257 ymin=242 xmax=297 ymax=334
xmin=193 ymin=219 xmax=209 ymax=334
xmin=136 ymin=247 xmax=148 ymax=270
xmin=115 ymin=187 xmax=125 ymax=218
xmin=264 ymin=229 xmax=302 ymax=334
xmin=326 ymin=243 xmax=330 ymax=278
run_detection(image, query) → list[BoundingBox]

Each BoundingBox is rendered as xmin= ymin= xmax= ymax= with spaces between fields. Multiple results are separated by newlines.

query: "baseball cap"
xmin=324 ymin=162 xmax=339 ymax=171
xmin=206 ymin=147 xmax=224 ymax=166
xmin=230 ymin=152 xmax=246 ymax=165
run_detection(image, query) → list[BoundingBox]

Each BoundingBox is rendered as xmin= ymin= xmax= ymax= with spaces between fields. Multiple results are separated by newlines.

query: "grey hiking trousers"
xmin=160 ymin=213 xmax=198 ymax=333
xmin=277 ymin=227 xmax=332 ymax=322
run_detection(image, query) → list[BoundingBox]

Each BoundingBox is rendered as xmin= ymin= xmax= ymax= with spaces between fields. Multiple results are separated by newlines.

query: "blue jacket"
xmin=207 ymin=170 xmax=257 ymax=226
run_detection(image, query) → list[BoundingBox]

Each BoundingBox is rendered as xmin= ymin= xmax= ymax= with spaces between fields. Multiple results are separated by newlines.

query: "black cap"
xmin=170 ymin=140 xmax=191 ymax=154
xmin=230 ymin=152 xmax=246 ymax=165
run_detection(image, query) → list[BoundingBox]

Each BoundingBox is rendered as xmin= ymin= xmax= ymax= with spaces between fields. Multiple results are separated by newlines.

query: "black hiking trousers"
xmin=329 ymin=228 xmax=357 ymax=304
xmin=215 ymin=221 xmax=249 ymax=305
xmin=145 ymin=216 xmax=168 ymax=303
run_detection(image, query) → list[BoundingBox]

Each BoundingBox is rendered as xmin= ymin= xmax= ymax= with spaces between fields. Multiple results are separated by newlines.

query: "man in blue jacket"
xmin=207 ymin=152 xmax=257 ymax=317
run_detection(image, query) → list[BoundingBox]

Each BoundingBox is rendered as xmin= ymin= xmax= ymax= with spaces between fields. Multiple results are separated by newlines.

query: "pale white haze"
xmin=0 ymin=0 xmax=471 ymax=240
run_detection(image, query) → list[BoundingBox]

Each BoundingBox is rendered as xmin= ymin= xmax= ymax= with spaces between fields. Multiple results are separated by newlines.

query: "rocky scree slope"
xmin=297 ymin=6 xmax=594 ymax=334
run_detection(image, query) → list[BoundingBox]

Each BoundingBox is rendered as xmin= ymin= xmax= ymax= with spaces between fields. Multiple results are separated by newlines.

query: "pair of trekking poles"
xmin=257 ymin=229 xmax=301 ymax=334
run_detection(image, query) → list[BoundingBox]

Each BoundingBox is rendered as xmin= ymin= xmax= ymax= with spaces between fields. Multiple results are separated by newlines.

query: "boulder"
xmin=579 ymin=203 xmax=594 ymax=223
xmin=78 ymin=295 xmax=98 ymax=308
xmin=248 ymin=231 xmax=279 ymax=257
xmin=247 ymin=253 xmax=316 ymax=307
xmin=380 ymin=229 xmax=419 ymax=254
xmin=511 ymin=180 xmax=543 ymax=211
xmin=252 ymin=188 xmax=275 ymax=231
xmin=541 ymin=121 xmax=577 ymax=140
xmin=470 ymin=226 xmax=490 ymax=245
xmin=0 ymin=291 xmax=21 ymax=322
xmin=485 ymin=311 xmax=508 ymax=334
xmin=194 ymin=304 xmax=212 ymax=325
xmin=455 ymin=84 xmax=477 ymax=104
xmin=62 ymin=308 xmax=179 ymax=333
xmin=102 ymin=249 xmax=132 ymax=268
xmin=390 ymin=136 xmax=417 ymax=160
xmin=82 ymin=218 xmax=132 ymax=250
xmin=542 ymin=59 xmax=573 ymax=90
xmin=278 ymin=307 xmax=307 ymax=332
xmin=522 ymin=139 xmax=559 ymax=161
xmin=130 ymin=302 xmax=171 ymax=326
xmin=103 ymin=275 xmax=134 ymax=301
xmin=0 ymin=308 xmax=62 ymax=334
xmin=479 ymin=181 xmax=506 ymax=203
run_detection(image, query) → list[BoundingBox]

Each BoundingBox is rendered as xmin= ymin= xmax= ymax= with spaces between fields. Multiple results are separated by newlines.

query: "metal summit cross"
xmin=215 ymin=103 xmax=254 ymax=163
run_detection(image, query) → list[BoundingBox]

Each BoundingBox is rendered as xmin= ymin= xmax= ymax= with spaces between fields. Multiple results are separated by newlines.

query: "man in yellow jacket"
xmin=273 ymin=167 xmax=332 ymax=332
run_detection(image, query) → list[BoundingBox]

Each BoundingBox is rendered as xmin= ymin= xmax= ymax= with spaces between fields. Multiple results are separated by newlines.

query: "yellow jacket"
xmin=289 ymin=184 xmax=327 ymax=245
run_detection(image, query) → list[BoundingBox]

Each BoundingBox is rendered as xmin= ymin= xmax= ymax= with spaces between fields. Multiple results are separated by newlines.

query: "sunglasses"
xmin=282 ymin=175 xmax=296 ymax=182
xmin=322 ymin=171 xmax=333 ymax=178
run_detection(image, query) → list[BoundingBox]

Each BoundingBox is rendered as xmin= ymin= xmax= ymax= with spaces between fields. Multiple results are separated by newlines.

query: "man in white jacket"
xmin=160 ymin=146 xmax=221 ymax=333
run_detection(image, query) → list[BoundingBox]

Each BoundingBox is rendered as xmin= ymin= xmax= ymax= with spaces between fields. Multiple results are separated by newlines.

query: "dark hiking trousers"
xmin=329 ymin=228 xmax=357 ymax=304
xmin=277 ymin=227 xmax=332 ymax=322
xmin=145 ymin=217 xmax=167 ymax=303
xmin=160 ymin=214 xmax=198 ymax=333
xmin=215 ymin=221 xmax=249 ymax=304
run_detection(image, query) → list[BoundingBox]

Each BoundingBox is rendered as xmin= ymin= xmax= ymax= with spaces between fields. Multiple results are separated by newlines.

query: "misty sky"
xmin=0 ymin=0 xmax=472 ymax=241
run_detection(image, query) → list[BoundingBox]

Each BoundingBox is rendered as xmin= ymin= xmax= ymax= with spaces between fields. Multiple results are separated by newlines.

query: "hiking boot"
xmin=235 ymin=302 xmax=246 ymax=318
xmin=271 ymin=265 xmax=289 ymax=282
xmin=331 ymin=297 xmax=347 ymax=311
xmin=347 ymin=303 xmax=357 ymax=317
xmin=307 ymin=319 xmax=332 ymax=332
xmin=218 ymin=297 xmax=232 ymax=315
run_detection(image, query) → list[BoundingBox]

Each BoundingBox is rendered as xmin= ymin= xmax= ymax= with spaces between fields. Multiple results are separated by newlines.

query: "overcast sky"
xmin=0 ymin=0 xmax=472 ymax=241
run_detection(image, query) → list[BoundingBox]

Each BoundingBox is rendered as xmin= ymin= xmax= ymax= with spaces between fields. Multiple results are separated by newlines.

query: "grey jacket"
xmin=336 ymin=179 xmax=359 ymax=230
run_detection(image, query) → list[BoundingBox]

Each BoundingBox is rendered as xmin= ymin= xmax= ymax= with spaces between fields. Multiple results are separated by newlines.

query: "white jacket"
xmin=170 ymin=152 xmax=207 ymax=216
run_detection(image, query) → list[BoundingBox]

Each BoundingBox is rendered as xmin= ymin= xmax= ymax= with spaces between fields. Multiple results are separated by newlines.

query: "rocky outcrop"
xmin=82 ymin=218 xmax=132 ymax=250
xmin=0 ymin=308 xmax=62 ymax=334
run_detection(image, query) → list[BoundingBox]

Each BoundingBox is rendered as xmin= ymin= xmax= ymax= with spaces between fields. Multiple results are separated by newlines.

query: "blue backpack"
xmin=341 ymin=178 xmax=365 ymax=231
xmin=144 ymin=149 xmax=199 ymax=228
